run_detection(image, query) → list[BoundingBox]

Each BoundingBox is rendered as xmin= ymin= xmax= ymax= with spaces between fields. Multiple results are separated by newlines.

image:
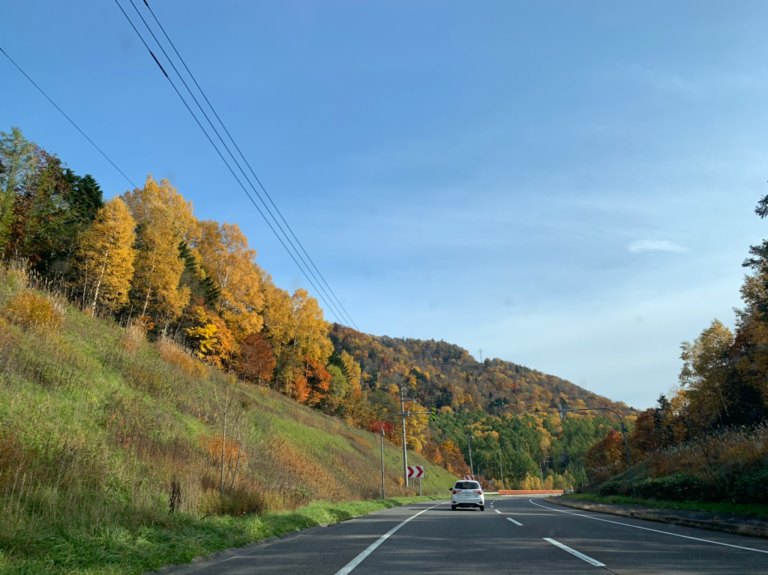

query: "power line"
xmin=125 ymin=0 xmax=352 ymax=329
xmin=0 ymin=47 xmax=138 ymax=190
xmin=115 ymin=0 xmax=354 ymax=328
xmin=140 ymin=0 xmax=359 ymax=330
xmin=114 ymin=0 xmax=347 ymax=325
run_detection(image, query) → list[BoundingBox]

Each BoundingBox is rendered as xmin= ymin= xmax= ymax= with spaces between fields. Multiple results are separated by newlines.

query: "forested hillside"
xmin=330 ymin=325 xmax=633 ymax=418
xmin=328 ymin=325 xmax=635 ymax=490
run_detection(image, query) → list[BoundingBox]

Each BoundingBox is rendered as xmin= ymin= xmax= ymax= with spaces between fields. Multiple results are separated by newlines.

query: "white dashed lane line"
xmin=507 ymin=517 xmax=523 ymax=526
xmin=544 ymin=538 xmax=605 ymax=567
xmin=333 ymin=504 xmax=442 ymax=575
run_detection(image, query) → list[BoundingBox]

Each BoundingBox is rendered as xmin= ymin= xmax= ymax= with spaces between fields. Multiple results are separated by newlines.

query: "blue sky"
xmin=3 ymin=1 xmax=767 ymax=408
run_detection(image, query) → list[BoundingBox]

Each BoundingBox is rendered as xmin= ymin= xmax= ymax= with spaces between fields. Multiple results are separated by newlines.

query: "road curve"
xmin=156 ymin=496 xmax=768 ymax=574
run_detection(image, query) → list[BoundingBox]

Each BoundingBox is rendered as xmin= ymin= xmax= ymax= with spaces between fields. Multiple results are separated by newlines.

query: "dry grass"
xmin=0 ymin=262 xmax=456 ymax=573
xmin=650 ymin=424 xmax=768 ymax=478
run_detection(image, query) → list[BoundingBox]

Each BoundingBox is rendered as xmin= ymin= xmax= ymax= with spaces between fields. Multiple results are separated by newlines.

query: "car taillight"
xmin=452 ymin=490 xmax=460 ymax=494
xmin=474 ymin=490 xmax=482 ymax=494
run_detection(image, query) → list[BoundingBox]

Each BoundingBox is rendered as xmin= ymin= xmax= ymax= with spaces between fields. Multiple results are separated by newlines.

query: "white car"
xmin=450 ymin=480 xmax=484 ymax=511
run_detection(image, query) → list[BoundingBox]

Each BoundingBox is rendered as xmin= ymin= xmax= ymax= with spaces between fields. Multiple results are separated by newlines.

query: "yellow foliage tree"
xmin=185 ymin=305 xmax=236 ymax=368
xmin=76 ymin=197 xmax=136 ymax=313
xmin=340 ymin=350 xmax=362 ymax=397
xmin=196 ymin=220 xmax=264 ymax=340
xmin=291 ymin=288 xmax=333 ymax=363
xmin=259 ymin=273 xmax=333 ymax=392
xmin=123 ymin=176 xmax=197 ymax=325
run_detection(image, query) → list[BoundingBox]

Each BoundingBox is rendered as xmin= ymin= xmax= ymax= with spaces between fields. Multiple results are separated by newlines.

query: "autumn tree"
xmin=123 ymin=176 xmax=197 ymax=325
xmin=290 ymin=288 xmax=333 ymax=364
xmin=260 ymin=274 xmax=333 ymax=394
xmin=438 ymin=439 xmax=471 ymax=475
xmin=340 ymin=350 xmax=362 ymax=398
xmin=321 ymin=364 xmax=349 ymax=414
xmin=196 ymin=220 xmax=263 ymax=339
xmin=237 ymin=331 xmax=275 ymax=384
xmin=303 ymin=359 xmax=332 ymax=407
xmin=75 ymin=197 xmax=136 ymax=314
xmin=185 ymin=305 xmax=236 ymax=369
xmin=680 ymin=319 xmax=734 ymax=428
xmin=584 ymin=429 xmax=626 ymax=483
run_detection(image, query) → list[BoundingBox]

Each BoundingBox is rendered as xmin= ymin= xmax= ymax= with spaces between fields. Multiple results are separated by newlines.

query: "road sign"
xmin=407 ymin=466 xmax=424 ymax=479
xmin=463 ymin=475 xmax=475 ymax=480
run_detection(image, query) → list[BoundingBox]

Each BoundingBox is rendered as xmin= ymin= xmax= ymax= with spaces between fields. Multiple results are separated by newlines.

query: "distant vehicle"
xmin=450 ymin=480 xmax=484 ymax=511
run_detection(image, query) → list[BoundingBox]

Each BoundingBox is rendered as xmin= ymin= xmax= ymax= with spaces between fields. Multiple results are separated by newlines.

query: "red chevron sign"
xmin=407 ymin=466 xmax=424 ymax=479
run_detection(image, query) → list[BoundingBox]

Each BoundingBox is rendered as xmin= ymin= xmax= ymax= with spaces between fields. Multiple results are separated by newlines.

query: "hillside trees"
xmin=123 ymin=176 xmax=197 ymax=325
xmin=680 ymin=319 xmax=734 ymax=429
xmin=0 ymin=128 xmax=35 ymax=251
xmin=196 ymin=220 xmax=263 ymax=339
xmin=237 ymin=331 xmax=276 ymax=385
xmin=75 ymin=197 xmax=136 ymax=313
xmin=185 ymin=304 xmax=236 ymax=368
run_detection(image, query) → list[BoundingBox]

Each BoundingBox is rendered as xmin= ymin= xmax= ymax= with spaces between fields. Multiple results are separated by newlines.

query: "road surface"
xmin=163 ymin=496 xmax=768 ymax=574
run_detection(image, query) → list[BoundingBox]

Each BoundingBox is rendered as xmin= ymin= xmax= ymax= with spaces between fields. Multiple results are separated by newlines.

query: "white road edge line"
xmin=333 ymin=503 xmax=442 ymax=575
xmin=529 ymin=499 xmax=768 ymax=555
xmin=507 ymin=517 xmax=523 ymax=526
xmin=544 ymin=537 xmax=605 ymax=567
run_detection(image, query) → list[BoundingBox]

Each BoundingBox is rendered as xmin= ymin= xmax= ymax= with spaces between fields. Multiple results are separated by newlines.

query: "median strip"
xmin=544 ymin=537 xmax=605 ymax=567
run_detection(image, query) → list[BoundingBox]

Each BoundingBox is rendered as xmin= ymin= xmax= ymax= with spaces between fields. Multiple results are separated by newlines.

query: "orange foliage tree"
xmin=585 ymin=429 xmax=626 ymax=483
xmin=237 ymin=331 xmax=276 ymax=385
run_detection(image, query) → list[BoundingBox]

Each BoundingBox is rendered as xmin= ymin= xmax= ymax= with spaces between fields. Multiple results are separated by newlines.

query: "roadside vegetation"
xmin=0 ymin=265 xmax=455 ymax=573
xmin=579 ymin=193 xmax=768 ymax=510
xmin=563 ymin=493 xmax=768 ymax=519
xmin=0 ymin=492 xmax=441 ymax=575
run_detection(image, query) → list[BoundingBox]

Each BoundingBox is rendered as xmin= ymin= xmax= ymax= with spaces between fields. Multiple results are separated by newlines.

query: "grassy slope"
xmin=0 ymin=273 xmax=456 ymax=574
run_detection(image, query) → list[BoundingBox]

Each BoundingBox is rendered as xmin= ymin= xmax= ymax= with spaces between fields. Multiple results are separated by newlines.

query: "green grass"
xmin=0 ymin=496 xmax=444 ymax=575
xmin=563 ymin=493 xmax=768 ymax=518
xmin=0 ymin=270 xmax=457 ymax=575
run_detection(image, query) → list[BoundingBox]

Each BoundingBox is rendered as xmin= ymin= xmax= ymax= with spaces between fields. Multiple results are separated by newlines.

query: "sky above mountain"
xmin=3 ymin=1 xmax=767 ymax=408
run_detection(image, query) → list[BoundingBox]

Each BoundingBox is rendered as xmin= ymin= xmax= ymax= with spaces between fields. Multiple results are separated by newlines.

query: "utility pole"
xmin=467 ymin=434 xmax=474 ymax=476
xmin=380 ymin=426 xmax=386 ymax=499
xmin=401 ymin=386 xmax=409 ymax=488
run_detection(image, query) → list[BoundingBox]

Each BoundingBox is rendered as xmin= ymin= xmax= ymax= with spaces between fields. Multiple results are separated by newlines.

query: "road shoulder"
xmin=548 ymin=496 xmax=768 ymax=539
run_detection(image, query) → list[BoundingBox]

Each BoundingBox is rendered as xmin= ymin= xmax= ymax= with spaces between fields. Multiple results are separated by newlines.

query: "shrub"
xmin=731 ymin=466 xmax=768 ymax=504
xmin=634 ymin=473 xmax=712 ymax=502
xmin=599 ymin=478 xmax=633 ymax=496
xmin=2 ymin=291 xmax=63 ymax=332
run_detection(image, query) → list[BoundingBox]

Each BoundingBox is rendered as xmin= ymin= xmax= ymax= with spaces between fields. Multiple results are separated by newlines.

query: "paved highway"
xmin=163 ymin=496 xmax=768 ymax=574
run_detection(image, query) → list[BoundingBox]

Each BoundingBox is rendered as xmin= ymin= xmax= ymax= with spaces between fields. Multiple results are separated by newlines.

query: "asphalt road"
xmin=164 ymin=496 xmax=768 ymax=574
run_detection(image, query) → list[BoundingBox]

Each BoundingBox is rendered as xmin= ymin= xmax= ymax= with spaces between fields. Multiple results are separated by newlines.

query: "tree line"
xmin=584 ymin=194 xmax=768 ymax=490
xmin=0 ymin=127 xmax=368 ymax=423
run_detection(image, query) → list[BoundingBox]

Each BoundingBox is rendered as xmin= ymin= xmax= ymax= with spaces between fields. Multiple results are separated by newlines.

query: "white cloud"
xmin=627 ymin=240 xmax=688 ymax=253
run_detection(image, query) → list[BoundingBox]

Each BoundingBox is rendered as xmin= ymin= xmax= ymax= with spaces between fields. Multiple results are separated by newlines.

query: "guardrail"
xmin=497 ymin=489 xmax=564 ymax=495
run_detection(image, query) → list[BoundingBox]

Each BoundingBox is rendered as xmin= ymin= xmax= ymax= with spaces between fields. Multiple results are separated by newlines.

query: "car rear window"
xmin=454 ymin=481 xmax=480 ymax=490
